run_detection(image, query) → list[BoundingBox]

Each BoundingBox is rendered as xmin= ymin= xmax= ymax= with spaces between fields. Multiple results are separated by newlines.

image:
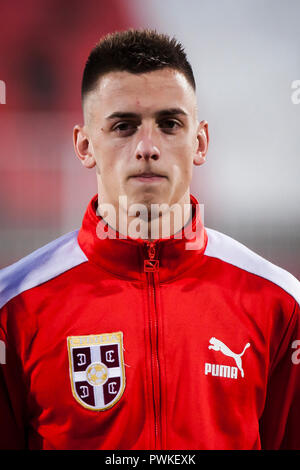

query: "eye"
xmin=112 ymin=121 xmax=137 ymax=136
xmin=159 ymin=119 xmax=182 ymax=133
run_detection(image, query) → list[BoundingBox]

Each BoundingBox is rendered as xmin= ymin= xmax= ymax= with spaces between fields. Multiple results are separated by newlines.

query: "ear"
xmin=193 ymin=120 xmax=209 ymax=166
xmin=73 ymin=125 xmax=96 ymax=169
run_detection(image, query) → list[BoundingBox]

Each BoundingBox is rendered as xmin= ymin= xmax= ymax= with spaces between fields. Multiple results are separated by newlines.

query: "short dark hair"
xmin=81 ymin=29 xmax=196 ymax=101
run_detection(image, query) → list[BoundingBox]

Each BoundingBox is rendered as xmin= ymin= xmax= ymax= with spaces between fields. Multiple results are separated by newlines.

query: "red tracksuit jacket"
xmin=0 ymin=194 xmax=299 ymax=450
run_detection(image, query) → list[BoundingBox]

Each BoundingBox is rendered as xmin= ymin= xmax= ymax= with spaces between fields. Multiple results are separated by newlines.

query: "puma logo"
xmin=208 ymin=337 xmax=250 ymax=378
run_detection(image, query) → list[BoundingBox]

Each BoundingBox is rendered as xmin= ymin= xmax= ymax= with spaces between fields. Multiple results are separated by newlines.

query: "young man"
xmin=0 ymin=29 xmax=299 ymax=450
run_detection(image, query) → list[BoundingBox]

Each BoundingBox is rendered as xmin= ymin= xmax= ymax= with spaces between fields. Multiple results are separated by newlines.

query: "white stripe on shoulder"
xmin=0 ymin=230 xmax=88 ymax=309
xmin=205 ymin=228 xmax=300 ymax=305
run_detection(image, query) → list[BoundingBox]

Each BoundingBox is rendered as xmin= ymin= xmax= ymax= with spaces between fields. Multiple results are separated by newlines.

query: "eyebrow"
xmin=106 ymin=108 xmax=188 ymax=120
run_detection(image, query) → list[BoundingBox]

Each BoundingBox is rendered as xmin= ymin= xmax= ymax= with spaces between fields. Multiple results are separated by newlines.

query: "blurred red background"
xmin=0 ymin=0 xmax=299 ymax=279
xmin=0 ymin=0 xmax=139 ymax=267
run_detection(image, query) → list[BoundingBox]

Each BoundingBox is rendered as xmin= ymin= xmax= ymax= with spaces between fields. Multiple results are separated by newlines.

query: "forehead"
xmin=84 ymin=68 xmax=197 ymax=121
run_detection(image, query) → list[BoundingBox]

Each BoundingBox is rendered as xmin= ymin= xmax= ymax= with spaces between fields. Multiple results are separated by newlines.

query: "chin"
xmin=139 ymin=193 xmax=169 ymax=208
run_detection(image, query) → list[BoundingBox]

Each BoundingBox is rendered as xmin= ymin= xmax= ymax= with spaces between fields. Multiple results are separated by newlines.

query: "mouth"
xmin=130 ymin=172 xmax=167 ymax=183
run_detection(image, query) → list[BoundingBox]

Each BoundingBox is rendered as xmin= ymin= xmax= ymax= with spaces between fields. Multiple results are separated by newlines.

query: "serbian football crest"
xmin=67 ymin=332 xmax=125 ymax=411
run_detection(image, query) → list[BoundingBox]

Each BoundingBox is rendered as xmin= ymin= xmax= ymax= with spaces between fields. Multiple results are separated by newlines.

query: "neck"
xmin=78 ymin=193 xmax=207 ymax=282
xmin=97 ymin=193 xmax=192 ymax=240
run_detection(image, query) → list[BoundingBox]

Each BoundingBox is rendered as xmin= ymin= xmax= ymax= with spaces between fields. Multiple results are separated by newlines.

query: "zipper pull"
xmin=144 ymin=241 xmax=159 ymax=272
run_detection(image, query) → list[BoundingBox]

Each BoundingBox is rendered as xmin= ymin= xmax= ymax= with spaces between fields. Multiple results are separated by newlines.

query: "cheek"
xmin=170 ymin=162 xmax=192 ymax=199
xmin=167 ymin=143 xmax=194 ymax=196
xmin=172 ymin=143 xmax=194 ymax=177
xmin=93 ymin=140 xmax=124 ymax=174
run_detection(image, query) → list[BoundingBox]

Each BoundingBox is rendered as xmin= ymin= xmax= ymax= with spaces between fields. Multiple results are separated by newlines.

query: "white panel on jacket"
xmin=205 ymin=228 xmax=300 ymax=305
xmin=0 ymin=230 xmax=88 ymax=309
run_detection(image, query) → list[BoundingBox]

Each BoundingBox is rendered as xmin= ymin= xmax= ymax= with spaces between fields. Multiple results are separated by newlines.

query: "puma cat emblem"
xmin=205 ymin=337 xmax=251 ymax=379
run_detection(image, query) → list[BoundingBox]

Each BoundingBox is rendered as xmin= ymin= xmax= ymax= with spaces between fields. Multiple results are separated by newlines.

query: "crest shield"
xmin=67 ymin=332 xmax=125 ymax=411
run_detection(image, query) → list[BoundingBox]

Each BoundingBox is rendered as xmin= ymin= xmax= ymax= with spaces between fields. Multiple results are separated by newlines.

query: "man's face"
xmin=75 ymin=68 xmax=207 ymax=215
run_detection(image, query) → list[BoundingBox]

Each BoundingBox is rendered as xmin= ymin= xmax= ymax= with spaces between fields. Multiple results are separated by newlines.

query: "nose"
xmin=134 ymin=128 xmax=160 ymax=161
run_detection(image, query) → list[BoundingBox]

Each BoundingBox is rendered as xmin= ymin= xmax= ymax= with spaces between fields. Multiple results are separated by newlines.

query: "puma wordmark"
xmin=205 ymin=337 xmax=251 ymax=379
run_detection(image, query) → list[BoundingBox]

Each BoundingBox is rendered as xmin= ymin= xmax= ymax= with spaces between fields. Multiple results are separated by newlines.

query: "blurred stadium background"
xmin=0 ymin=0 xmax=299 ymax=278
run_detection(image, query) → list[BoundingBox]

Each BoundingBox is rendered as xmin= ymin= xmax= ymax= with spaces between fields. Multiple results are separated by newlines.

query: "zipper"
xmin=144 ymin=241 xmax=162 ymax=449
xmin=144 ymin=241 xmax=159 ymax=273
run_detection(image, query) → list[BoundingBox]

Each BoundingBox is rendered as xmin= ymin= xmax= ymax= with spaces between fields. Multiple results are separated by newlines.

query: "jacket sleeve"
xmin=0 ymin=311 xmax=26 ymax=449
xmin=259 ymin=300 xmax=300 ymax=450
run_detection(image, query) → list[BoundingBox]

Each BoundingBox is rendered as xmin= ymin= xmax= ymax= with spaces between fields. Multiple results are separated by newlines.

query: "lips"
xmin=130 ymin=172 xmax=167 ymax=183
xmin=137 ymin=172 xmax=163 ymax=178
xmin=131 ymin=172 xmax=166 ymax=179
